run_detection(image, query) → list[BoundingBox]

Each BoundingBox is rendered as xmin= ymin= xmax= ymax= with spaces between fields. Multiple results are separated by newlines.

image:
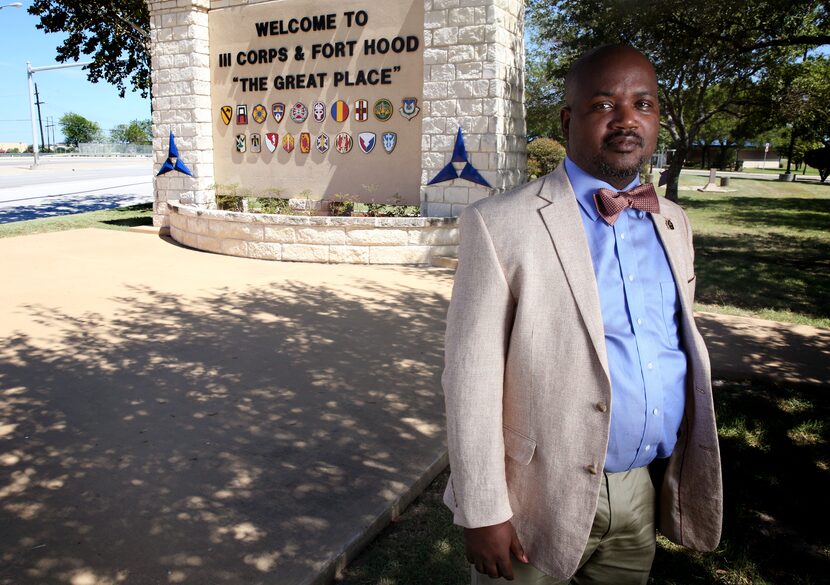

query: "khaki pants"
xmin=472 ymin=466 xmax=656 ymax=585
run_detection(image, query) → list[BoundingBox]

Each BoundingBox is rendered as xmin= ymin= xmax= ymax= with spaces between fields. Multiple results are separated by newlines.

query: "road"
xmin=0 ymin=156 xmax=153 ymax=224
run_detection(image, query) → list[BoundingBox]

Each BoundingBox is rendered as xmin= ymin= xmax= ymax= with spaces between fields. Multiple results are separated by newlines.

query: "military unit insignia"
xmin=382 ymin=132 xmax=397 ymax=154
xmin=316 ymin=133 xmax=330 ymax=153
xmin=252 ymin=104 xmax=268 ymax=124
xmin=300 ymin=132 xmax=311 ymax=153
xmin=331 ymin=100 xmax=349 ymax=122
xmin=272 ymin=102 xmax=285 ymax=123
xmin=220 ymin=105 xmax=232 ymax=125
xmin=230 ymin=97 xmax=415 ymax=156
xmin=358 ymin=132 xmax=376 ymax=154
xmin=290 ymin=102 xmax=308 ymax=123
xmin=236 ymin=105 xmax=248 ymax=125
xmin=374 ymin=99 xmax=393 ymax=121
xmin=265 ymin=133 xmax=278 ymax=153
xmin=313 ymin=101 xmax=326 ymax=122
xmin=283 ymin=133 xmax=295 ymax=153
xmin=428 ymin=127 xmax=491 ymax=188
xmin=354 ymin=99 xmax=369 ymax=122
xmin=335 ymin=132 xmax=353 ymax=154
xmin=400 ymin=97 xmax=420 ymax=121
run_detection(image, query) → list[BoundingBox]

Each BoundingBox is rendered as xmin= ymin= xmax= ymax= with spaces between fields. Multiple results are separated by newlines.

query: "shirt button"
xmin=620 ymin=233 xmax=626 ymax=240
xmin=645 ymin=444 xmax=651 ymax=451
xmin=637 ymin=318 xmax=643 ymax=325
xmin=585 ymin=464 xmax=599 ymax=475
xmin=653 ymin=408 xmax=659 ymax=415
xmin=637 ymin=211 xmax=645 ymax=219
xmin=595 ymin=401 xmax=608 ymax=413
xmin=628 ymin=274 xmax=634 ymax=281
xmin=647 ymin=362 xmax=653 ymax=370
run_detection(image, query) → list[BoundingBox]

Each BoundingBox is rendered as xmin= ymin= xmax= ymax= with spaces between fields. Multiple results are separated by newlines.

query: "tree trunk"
xmin=785 ymin=129 xmax=796 ymax=174
xmin=664 ymin=144 xmax=688 ymax=202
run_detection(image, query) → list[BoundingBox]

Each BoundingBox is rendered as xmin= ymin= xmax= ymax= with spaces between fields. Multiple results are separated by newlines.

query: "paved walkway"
xmin=0 ymin=229 xmax=826 ymax=585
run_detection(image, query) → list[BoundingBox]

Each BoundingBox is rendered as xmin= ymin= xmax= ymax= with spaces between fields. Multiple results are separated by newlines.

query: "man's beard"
xmin=594 ymin=130 xmax=646 ymax=181
xmin=594 ymin=154 xmax=646 ymax=181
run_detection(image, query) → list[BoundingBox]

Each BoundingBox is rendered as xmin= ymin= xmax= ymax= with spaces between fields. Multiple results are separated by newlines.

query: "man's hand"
xmin=465 ymin=520 xmax=529 ymax=580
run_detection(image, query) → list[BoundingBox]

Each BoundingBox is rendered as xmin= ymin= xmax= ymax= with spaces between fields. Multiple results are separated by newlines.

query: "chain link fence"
xmin=78 ymin=143 xmax=152 ymax=156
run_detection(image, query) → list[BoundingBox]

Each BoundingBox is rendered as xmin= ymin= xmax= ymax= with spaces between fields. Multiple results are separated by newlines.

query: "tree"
xmin=28 ymin=0 xmax=150 ymax=98
xmin=524 ymin=41 xmax=566 ymax=141
xmin=110 ymin=119 xmax=152 ymax=144
xmin=59 ymin=112 xmax=101 ymax=146
xmin=526 ymin=0 xmax=830 ymax=201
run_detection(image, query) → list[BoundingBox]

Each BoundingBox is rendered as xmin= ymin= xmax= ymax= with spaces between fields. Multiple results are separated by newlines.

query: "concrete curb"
xmin=308 ymin=451 xmax=449 ymax=585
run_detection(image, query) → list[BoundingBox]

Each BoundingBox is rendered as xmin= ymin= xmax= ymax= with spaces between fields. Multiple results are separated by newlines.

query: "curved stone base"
xmin=167 ymin=200 xmax=459 ymax=265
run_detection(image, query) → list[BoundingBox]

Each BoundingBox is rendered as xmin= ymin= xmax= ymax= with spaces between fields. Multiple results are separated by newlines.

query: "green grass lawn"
xmin=0 ymin=203 xmax=153 ymax=239
xmin=664 ymin=176 xmax=830 ymax=327
xmin=339 ymin=378 xmax=829 ymax=585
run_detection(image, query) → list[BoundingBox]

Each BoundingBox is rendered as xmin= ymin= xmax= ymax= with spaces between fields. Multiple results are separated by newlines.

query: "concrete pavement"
xmin=0 ymin=228 xmax=453 ymax=585
xmin=0 ymin=228 xmax=826 ymax=585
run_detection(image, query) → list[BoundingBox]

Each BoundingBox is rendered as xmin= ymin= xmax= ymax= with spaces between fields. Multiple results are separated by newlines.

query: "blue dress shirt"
xmin=564 ymin=157 xmax=687 ymax=472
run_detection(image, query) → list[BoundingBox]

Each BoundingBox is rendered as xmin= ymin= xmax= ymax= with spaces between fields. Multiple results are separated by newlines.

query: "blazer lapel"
xmin=537 ymin=166 xmax=610 ymax=384
xmin=652 ymin=206 xmax=693 ymax=317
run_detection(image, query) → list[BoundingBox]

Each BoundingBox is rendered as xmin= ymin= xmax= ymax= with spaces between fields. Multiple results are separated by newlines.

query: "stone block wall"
xmin=421 ymin=0 xmax=527 ymax=217
xmin=167 ymin=201 xmax=459 ymax=265
xmin=148 ymin=0 xmax=215 ymax=231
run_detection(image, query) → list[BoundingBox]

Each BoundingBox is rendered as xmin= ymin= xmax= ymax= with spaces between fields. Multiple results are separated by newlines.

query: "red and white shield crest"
xmin=265 ymin=133 xmax=278 ymax=153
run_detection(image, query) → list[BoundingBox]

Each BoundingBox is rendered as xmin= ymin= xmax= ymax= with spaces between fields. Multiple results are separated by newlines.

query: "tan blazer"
xmin=442 ymin=163 xmax=723 ymax=579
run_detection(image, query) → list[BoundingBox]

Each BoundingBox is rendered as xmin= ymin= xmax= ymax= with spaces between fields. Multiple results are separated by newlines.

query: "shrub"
xmin=248 ymin=197 xmax=289 ymax=214
xmin=328 ymin=193 xmax=355 ymax=216
xmin=366 ymin=203 xmax=420 ymax=217
xmin=527 ymin=138 xmax=566 ymax=179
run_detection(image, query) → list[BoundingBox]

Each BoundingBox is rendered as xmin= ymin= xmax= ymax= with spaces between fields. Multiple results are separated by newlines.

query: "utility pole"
xmin=46 ymin=116 xmax=55 ymax=150
xmin=34 ymin=83 xmax=46 ymax=151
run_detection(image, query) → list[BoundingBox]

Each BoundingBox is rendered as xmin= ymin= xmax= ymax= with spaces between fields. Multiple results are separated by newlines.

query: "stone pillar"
xmin=421 ymin=0 xmax=527 ymax=217
xmin=147 ymin=0 xmax=215 ymax=232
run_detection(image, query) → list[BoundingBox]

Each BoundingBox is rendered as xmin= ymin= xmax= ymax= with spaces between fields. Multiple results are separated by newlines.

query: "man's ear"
xmin=560 ymin=107 xmax=571 ymax=143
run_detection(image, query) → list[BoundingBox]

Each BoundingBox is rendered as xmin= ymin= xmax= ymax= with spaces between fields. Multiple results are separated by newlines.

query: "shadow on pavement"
xmin=0 ymin=193 xmax=152 ymax=224
xmin=0 ymin=276 xmax=449 ymax=585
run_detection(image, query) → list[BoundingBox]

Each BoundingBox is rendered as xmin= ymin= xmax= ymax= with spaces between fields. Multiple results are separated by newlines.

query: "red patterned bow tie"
xmin=593 ymin=183 xmax=661 ymax=226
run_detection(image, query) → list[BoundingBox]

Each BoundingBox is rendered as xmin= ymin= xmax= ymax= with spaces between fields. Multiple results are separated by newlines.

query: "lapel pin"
xmin=665 ymin=218 xmax=675 ymax=230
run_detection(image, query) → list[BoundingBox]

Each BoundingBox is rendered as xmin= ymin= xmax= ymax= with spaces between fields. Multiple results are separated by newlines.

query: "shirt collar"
xmin=564 ymin=156 xmax=640 ymax=222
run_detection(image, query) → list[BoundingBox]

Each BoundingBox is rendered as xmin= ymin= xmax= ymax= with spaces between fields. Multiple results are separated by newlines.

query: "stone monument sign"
xmin=210 ymin=1 xmax=424 ymax=203
xmin=148 ymin=0 xmax=526 ymax=235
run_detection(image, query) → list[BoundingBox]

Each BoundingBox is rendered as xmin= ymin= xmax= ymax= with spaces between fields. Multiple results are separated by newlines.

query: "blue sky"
xmin=0 ymin=1 xmax=150 ymax=144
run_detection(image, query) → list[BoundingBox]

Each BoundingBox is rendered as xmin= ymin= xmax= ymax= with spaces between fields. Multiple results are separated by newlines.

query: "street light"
xmin=0 ymin=3 xmax=24 ymax=10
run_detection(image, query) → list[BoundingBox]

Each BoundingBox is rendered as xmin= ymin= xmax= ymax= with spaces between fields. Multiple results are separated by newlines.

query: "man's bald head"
xmin=564 ymin=45 xmax=656 ymax=108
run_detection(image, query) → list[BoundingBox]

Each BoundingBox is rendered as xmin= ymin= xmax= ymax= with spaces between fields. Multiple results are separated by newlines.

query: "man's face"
xmin=561 ymin=50 xmax=660 ymax=189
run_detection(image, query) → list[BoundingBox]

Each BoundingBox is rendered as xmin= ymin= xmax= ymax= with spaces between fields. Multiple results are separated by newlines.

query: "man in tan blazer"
xmin=442 ymin=45 xmax=722 ymax=584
